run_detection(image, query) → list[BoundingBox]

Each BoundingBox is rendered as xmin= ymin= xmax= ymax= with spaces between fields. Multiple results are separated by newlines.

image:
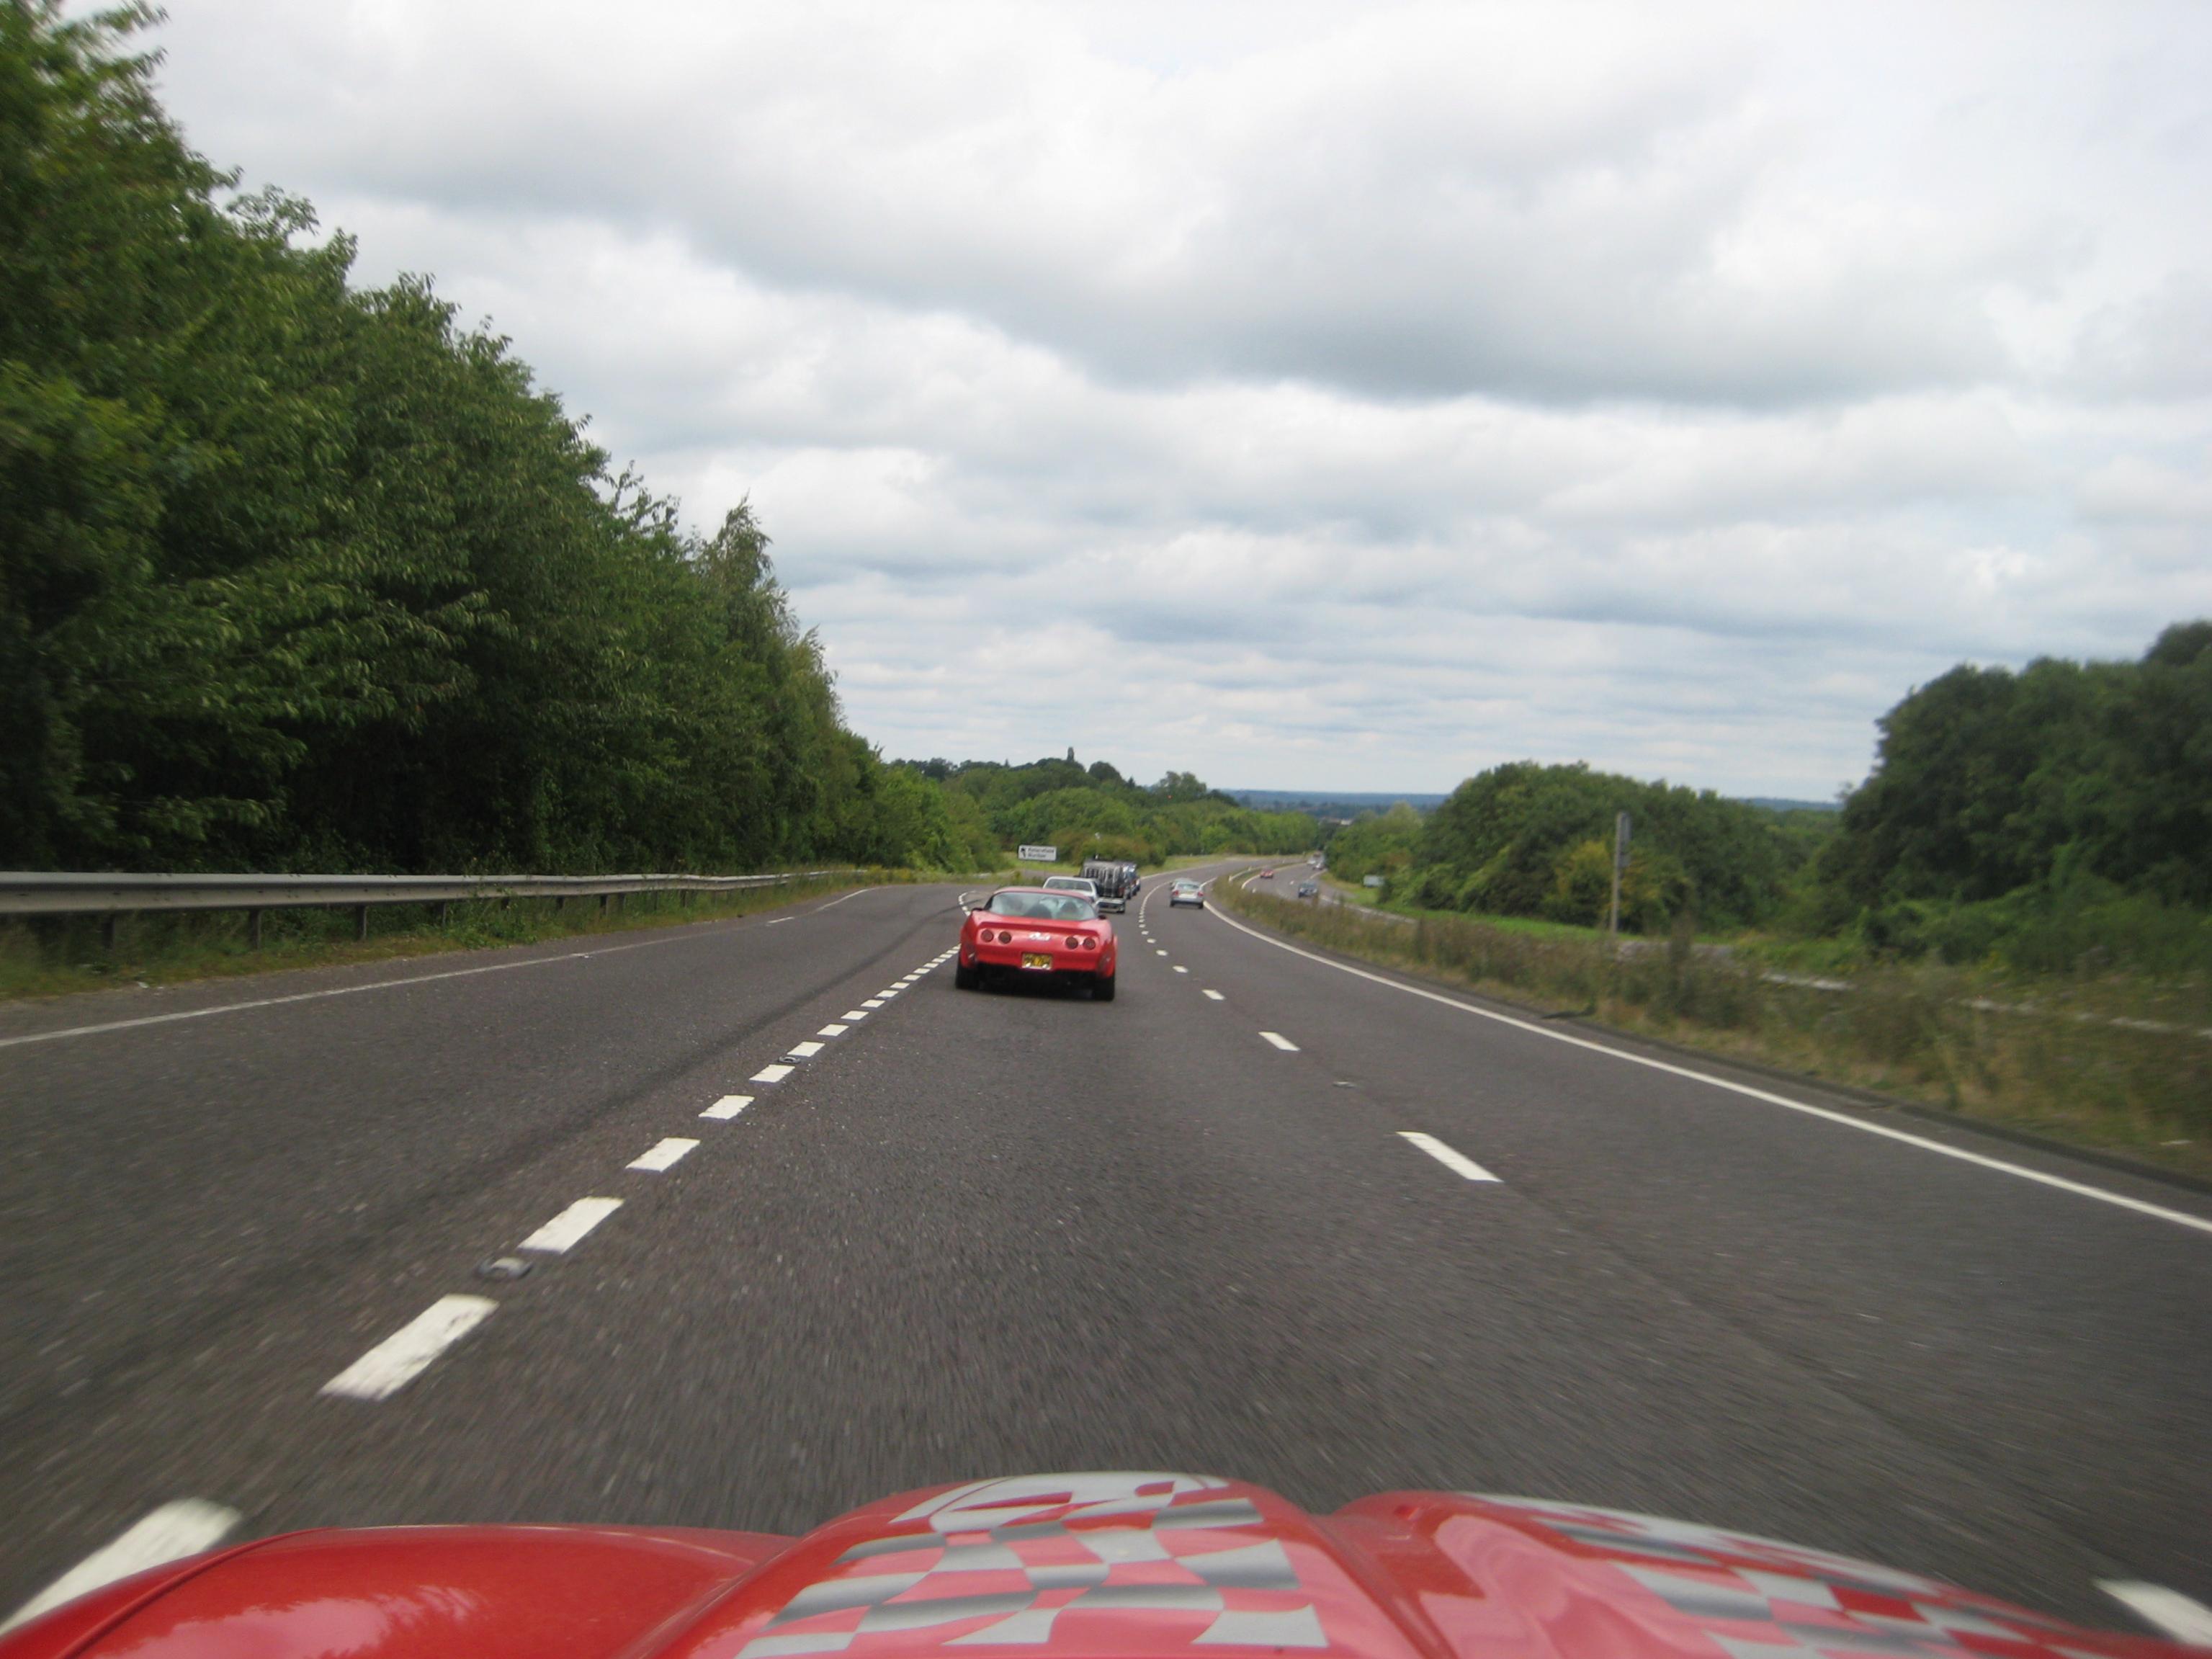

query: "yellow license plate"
xmin=1021 ymin=952 xmax=1054 ymax=970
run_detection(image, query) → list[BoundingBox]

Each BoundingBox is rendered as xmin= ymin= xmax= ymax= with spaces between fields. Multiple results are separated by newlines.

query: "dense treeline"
xmin=1 ymin=2 xmax=974 ymax=874
xmin=1342 ymin=625 xmax=2212 ymax=972
xmin=1812 ymin=623 xmax=2212 ymax=970
xmin=1375 ymin=763 xmax=1815 ymax=931
xmin=904 ymin=755 xmax=1315 ymax=867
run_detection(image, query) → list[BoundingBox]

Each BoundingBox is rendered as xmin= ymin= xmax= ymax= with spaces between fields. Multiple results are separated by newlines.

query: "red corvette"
xmin=957 ymin=887 xmax=1118 ymax=1000
xmin=1 ymin=1472 xmax=2192 ymax=1659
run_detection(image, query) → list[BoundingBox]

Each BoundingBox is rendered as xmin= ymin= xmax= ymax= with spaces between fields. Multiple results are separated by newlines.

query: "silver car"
xmin=1168 ymin=880 xmax=1205 ymax=908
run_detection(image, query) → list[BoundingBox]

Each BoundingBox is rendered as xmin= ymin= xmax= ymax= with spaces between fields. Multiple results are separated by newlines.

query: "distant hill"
xmin=1227 ymin=790 xmax=1448 ymax=817
xmin=1232 ymin=788 xmax=1840 ymax=818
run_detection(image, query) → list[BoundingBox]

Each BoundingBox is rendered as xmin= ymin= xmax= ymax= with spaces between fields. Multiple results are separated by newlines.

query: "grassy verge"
xmin=1220 ymin=878 xmax=2212 ymax=1182
xmin=0 ymin=869 xmax=998 ymax=1004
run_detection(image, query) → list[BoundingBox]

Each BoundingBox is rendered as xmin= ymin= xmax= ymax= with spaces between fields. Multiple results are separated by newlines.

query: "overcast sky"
xmin=140 ymin=1 xmax=2212 ymax=796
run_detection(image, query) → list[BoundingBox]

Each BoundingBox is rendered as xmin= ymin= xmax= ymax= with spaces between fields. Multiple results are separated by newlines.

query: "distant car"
xmin=1297 ymin=882 xmax=1319 ymax=898
xmin=1080 ymin=860 xmax=1135 ymax=913
xmin=1258 ymin=868 xmax=1276 ymax=880
xmin=1168 ymin=880 xmax=1205 ymax=908
xmin=1041 ymin=875 xmax=1098 ymax=901
xmin=957 ymin=887 xmax=1117 ymax=1000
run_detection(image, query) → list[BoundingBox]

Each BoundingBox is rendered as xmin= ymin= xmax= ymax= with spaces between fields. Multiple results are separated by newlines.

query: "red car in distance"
xmin=1 ymin=1472 xmax=2193 ymax=1659
xmin=957 ymin=886 xmax=1118 ymax=1000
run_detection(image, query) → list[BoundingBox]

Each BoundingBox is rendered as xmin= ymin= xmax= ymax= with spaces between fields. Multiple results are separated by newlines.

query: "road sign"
xmin=1017 ymin=844 xmax=1058 ymax=863
xmin=1364 ymin=875 xmax=1385 ymax=888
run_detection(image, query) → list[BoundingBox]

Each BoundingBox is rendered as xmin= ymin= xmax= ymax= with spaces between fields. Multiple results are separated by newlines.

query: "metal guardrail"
xmin=0 ymin=869 xmax=866 ymax=947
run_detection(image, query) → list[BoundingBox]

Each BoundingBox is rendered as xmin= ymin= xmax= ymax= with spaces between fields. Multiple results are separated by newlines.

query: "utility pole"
xmin=1608 ymin=811 xmax=1630 ymax=941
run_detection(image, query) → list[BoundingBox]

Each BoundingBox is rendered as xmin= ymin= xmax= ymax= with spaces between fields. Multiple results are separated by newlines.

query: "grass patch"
xmin=0 ymin=869 xmax=993 ymax=1004
xmin=1221 ymin=877 xmax=2212 ymax=1182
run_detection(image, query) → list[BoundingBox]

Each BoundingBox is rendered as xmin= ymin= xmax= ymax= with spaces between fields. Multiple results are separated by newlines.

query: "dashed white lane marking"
xmin=878 ymin=990 xmax=901 ymax=998
xmin=1 ymin=1498 xmax=243 ymax=1633
xmin=1260 ymin=1031 xmax=1299 ymax=1051
xmin=1400 ymin=1131 xmax=1502 ymax=1182
xmin=1155 ymin=949 xmax=1169 ymax=957
xmin=1203 ymin=989 xmax=1225 ymax=1001
xmin=702 ymin=1095 xmax=753 ymax=1119
xmin=818 ymin=1024 xmax=849 ymax=1037
xmin=1173 ymin=966 xmax=1188 ymax=975
xmin=787 ymin=1040 xmax=826 ymax=1058
xmin=1204 ymin=901 xmax=2212 ymax=1239
xmin=321 ymin=1294 xmax=497 ymax=1401
xmin=842 ymin=1010 xmax=871 ymax=1021
xmin=519 ymin=1196 xmax=624 ymax=1252
xmin=751 ymin=1063 xmax=795 ymax=1083
xmin=862 ymin=999 xmax=885 ymax=1009
xmin=628 ymin=1137 xmax=698 ymax=1172
xmin=2100 ymin=1582 xmax=2212 ymax=1644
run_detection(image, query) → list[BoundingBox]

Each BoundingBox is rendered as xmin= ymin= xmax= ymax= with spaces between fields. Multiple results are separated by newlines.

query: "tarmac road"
xmin=4 ymin=860 xmax=2209 ymax=1635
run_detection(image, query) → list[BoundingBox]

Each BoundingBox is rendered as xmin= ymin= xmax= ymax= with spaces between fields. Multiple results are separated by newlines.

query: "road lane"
xmin=4 ymin=857 xmax=2205 ymax=1637
xmin=0 ymin=881 xmax=969 ymax=1606
xmin=1156 ymin=877 xmax=2212 ymax=1613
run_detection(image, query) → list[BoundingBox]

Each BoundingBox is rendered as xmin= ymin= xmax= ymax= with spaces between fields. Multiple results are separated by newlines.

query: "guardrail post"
xmin=598 ymin=894 xmax=608 ymax=916
xmin=100 ymin=913 xmax=117 ymax=954
xmin=355 ymin=904 xmax=370 ymax=942
xmin=614 ymin=893 xmax=625 ymax=914
xmin=436 ymin=902 xmax=449 ymax=928
xmin=247 ymin=908 xmax=262 ymax=950
xmin=554 ymin=895 xmax=565 ymax=913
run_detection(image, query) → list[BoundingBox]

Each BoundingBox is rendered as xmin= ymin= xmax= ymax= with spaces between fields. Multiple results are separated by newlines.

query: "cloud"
xmin=130 ymin=0 xmax=2212 ymax=795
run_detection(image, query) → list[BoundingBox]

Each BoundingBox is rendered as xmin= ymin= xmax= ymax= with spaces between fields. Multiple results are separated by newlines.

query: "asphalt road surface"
xmin=4 ymin=863 xmax=2209 ymax=1635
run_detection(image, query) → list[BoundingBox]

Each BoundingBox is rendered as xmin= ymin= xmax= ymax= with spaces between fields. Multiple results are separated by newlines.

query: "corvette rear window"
xmin=985 ymin=893 xmax=1098 ymax=921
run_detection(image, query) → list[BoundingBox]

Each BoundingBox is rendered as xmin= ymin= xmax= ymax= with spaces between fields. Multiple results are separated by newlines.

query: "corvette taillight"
xmin=998 ymin=929 xmax=1013 ymax=944
xmin=1083 ymin=936 xmax=1098 ymax=950
xmin=1066 ymin=935 xmax=1082 ymax=949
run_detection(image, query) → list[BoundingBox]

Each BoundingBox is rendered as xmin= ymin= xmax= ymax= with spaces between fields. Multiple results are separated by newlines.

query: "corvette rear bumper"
xmin=964 ymin=944 xmax=1113 ymax=975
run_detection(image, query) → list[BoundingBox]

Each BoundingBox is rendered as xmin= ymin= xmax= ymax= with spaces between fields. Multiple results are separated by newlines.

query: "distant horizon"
xmin=1227 ymin=787 xmax=1841 ymax=813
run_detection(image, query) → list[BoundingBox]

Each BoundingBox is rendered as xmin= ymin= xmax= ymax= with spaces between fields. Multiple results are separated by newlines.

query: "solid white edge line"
xmin=627 ymin=1137 xmax=699 ymax=1172
xmin=2099 ymin=1581 xmax=2212 ymax=1644
xmin=1205 ymin=901 xmax=2212 ymax=1238
xmin=1 ymin=1499 xmax=243 ymax=1633
xmin=320 ymin=1294 xmax=496 ymax=1402
xmin=1260 ymin=1031 xmax=1299 ymax=1051
xmin=0 ymin=926 xmax=727 ymax=1054
xmin=0 ymin=877 xmax=900 ymax=1053
xmin=518 ymin=1195 xmax=624 ymax=1252
xmin=702 ymin=1095 xmax=753 ymax=1119
xmin=751 ymin=1063 xmax=795 ymax=1083
xmin=766 ymin=917 xmax=792 ymax=925
xmin=1400 ymin=1131 xmax=1502 ymax=1182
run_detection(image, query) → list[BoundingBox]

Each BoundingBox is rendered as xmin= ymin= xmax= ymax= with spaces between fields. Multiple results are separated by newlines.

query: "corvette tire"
xmin=1093 ymin=972 xmax=1116 ymax=1002
xmin=954 ymin=960 xmax=980 ymax=990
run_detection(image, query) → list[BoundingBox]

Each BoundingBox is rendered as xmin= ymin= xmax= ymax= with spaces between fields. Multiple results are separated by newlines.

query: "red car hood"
xmin=4 ymin=1473 xmax=2188 ymax=1659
